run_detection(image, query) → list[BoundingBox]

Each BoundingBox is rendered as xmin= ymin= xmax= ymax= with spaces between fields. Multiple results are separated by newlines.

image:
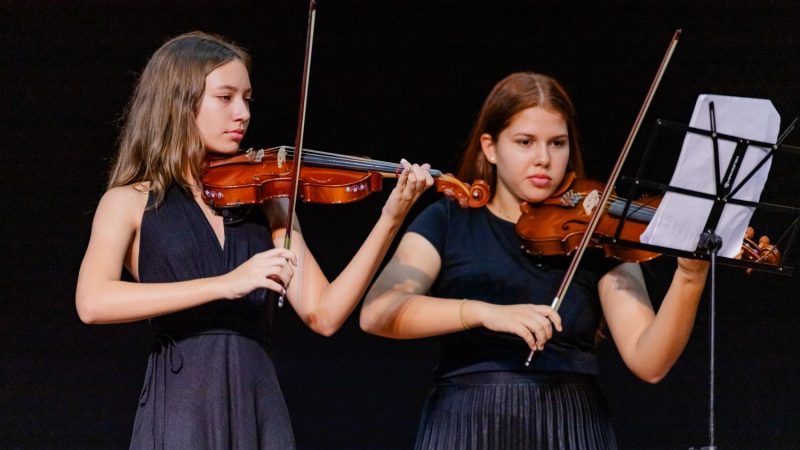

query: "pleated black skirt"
xmin=415 ymin=371 xmax=617 ymax=450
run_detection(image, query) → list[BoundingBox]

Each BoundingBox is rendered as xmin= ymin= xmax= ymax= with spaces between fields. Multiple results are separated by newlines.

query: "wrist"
xmin=380 ymin=204 xmax=405 ymax=224
xmin=377 ymin=206 xmax=405 ymax=231
xmin=459 ymin=299 xmax=485 ymax=330
xmin=675 ymin=259 xmax=710 ymax=283
xmin=213 ymin=274 xmax=234 ymax=300
xmin=458 ymin=299 xmax=471 ymax=330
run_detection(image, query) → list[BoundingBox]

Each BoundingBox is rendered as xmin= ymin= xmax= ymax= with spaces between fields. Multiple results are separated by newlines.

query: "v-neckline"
xmin=191 ymin=196 xmax=226 ymax=253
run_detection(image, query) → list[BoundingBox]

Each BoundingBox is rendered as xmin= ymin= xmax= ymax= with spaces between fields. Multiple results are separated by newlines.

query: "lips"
xmin=225 ymin=129 xmax=245 ymax=142
xmin=529 ymin=174 xmax=551 ymax=188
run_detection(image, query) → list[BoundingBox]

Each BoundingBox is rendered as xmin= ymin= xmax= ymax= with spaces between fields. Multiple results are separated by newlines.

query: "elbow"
xmin=359 ymin=308 xmax=397 ymax=338
xmin=641 ymin=374 xmax=666 ymax=385
xmin=632 ymin=367 xmax=670 ymax=384
xmin=358 ymin=312 xmax=375 ymax=335
xmin=75 ymin=286 xmax=113 ymax=325
xmin=304 ymin=313 xmax=340 ymax=337
xmin=359 ymin=293 xmax=408 ymax=338
xmin=314 ymin=324 xmax=338 ymax=338
xmin=75 ymin=295 xmax=101 ymax=325
xmin=358 ymin=304 xmax=382 ymax=336
xmin=75 ymin=277 xmax=110 ymax=324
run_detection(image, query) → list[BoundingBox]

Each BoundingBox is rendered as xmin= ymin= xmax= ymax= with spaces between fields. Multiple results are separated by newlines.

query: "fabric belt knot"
xmin=138 ymin=334 xmax=184 ymax=406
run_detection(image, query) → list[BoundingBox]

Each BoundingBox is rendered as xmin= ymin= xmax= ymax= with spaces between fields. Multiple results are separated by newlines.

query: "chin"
xmin=524 ymin=189 xmax=556 ymax=204
xmin=208 ymin=145 xmax=240 ymax=155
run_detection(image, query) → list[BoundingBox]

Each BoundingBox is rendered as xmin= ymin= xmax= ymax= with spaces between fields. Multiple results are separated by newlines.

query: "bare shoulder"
xmin=103 ymin=182 xmax=149 ymax=200
xmin=102 ymin=183 xmax=148 ymax=204
xmin=80 ymin=184 xmax=150 ymax=281
xmin=95 ymin=184 xmax=149 ymax=225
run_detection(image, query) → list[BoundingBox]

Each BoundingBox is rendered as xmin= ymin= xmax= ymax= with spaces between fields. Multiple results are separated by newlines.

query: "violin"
xmin=515 ymin=172 xmax=781 ymax=266
xmin=516 ymin=173 xmax=659 ymax=262
xmin=737 ymin=225 xmax=782 ymax=267
xmin=201 ymin=146 xmax=490 ymax=210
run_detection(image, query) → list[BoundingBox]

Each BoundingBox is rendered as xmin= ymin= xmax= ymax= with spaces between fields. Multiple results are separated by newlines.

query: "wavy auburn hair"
xmin=457 ymin=72 xmax=584 ymax=194
xmin=107 ymin=31 xmax=251 ymax=206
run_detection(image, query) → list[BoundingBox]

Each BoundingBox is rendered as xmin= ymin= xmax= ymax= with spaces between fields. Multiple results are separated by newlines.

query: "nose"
xmin=234 ymin=97 xmax=251 ymax=123
xmin=531 ymin=142 xmax=550 ymax=167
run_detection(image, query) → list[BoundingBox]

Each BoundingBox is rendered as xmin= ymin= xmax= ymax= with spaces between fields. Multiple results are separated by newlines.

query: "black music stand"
xmin=597 ymin=98 xmax=800 ymax=450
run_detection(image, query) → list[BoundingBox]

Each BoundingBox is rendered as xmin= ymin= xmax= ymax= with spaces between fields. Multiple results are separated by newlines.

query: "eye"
xmin=551 ymin=138 xmax=567 ymax=148
xmin=517 ymin=138 xmax=533 ymax=147
xmin=217 ymin=95 xmax=232 ymax=102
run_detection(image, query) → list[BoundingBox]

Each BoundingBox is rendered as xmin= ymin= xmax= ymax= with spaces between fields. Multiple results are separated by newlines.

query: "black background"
xmin=2 ymin=1 xmax=800 ymax=449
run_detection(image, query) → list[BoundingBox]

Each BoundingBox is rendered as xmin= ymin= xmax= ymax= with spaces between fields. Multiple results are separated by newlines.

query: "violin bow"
xmin=525 ymin=29 xmax=682 ymax=366
xmin=278 ymin=0 xmax=317 ymax=307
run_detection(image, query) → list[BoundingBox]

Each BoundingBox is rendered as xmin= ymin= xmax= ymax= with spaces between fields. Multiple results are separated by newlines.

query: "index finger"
xmin=270 ymin=248 xmax=298 ymax=265
xmin=544 ymin=308 xmax=563 ymax=332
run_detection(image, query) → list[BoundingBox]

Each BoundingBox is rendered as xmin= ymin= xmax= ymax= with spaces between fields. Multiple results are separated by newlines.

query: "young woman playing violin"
xmin=360 ymin=72 xmax=710 ymax=449
xmin=75 ymin=31 xmax=433 ymax=449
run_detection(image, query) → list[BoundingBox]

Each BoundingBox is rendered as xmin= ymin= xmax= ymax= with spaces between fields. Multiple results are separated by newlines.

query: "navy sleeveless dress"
xmin=129 ymin=186 xmax=294 ymax=449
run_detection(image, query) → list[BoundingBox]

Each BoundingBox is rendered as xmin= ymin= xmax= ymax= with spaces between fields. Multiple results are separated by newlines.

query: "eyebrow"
xmin=512 ymin=133 xmax=568 ymax=139
xmin=212 ymin=84 xmax=252 ymax=94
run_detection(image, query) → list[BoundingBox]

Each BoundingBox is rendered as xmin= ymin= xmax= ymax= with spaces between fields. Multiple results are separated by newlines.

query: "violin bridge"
xmin=277 ymin=146 xmax=286 ymax=168
xmin=244 ymin=148 xmax=265 ymax=163
xmin=582 ymin=190 xmax=600 ymax=215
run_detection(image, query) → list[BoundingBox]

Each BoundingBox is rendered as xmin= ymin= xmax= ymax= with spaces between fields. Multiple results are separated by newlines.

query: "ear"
xmin=480 ymin=133 xmax=496 ymax=164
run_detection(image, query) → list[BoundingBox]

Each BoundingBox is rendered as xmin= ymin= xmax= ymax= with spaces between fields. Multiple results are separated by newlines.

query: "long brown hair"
xmin=457 ymin=72 xmax=584 ymax=193
xmin=107 ymin=31 xmax=251 ymax=207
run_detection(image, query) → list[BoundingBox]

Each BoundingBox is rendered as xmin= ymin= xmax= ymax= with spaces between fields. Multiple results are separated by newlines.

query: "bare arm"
xmin=268 ymin=161 xmax=434 ymax=337
xmin=599 ymin=259 xmax=709 ymax=383
xmin=75 ymin=186 xmax=294 ymax=324
xmin=360 ymin=232 xmax=562 ymax=351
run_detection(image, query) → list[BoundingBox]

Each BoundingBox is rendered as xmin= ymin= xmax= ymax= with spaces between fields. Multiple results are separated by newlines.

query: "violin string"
xmin=275 ymin=147 xmax=402 ymax=171
xmin=574 ymin=192 xmax=657 ymax=221
xmin=264 ymin=147 xmax=398 ymax=172
xmin=268 ymin=147 xmax=443 ymax=177
xmin=559 ymin=190 xmax=658 ymax=217
xmin=608 ymin=194 xmax=658 ymax=215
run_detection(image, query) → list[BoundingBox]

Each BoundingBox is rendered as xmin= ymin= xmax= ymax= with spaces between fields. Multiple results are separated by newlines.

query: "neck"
xmin=488 ymin=188 xmax=522 ymax=222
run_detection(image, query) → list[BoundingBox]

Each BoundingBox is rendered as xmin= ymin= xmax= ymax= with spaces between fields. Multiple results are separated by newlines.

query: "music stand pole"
xmin=691 ymin=230 xmax=722 ymax=450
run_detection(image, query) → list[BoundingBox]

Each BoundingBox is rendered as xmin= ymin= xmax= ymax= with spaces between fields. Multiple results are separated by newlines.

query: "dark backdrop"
xmin=2 ymin=1 xmax=799 ymax=449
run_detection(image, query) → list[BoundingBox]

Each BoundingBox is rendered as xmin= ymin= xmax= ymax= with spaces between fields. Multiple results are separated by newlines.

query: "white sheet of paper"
xmin=639 ymin=94 xmax=780 ymax=257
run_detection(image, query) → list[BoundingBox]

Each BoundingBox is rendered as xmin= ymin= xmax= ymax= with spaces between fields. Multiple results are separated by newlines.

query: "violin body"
xmin=517 ymin=178 xmax=662 ymax=263
xmin=517 ymin=177 xmax=781 ymax=267
xmin=202 ymin=150 xmax=384 ymax=208
xmin=201 ymin=146 xmax=490 ymax=209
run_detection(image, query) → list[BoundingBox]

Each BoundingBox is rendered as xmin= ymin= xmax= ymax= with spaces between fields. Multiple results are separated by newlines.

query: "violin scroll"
xmin=435 ymin=174 xmax=490 ymax=208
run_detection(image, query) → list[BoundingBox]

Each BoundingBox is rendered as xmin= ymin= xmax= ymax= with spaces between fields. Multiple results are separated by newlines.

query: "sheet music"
xmin=640 ymin=94 xmax=780 ymax=258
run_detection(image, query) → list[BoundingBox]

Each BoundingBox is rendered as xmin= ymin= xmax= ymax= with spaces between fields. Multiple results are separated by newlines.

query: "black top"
xmin=407 ymin=199 xmax=620 ymax=378
xmin=140 ymin=189 xmax=275 ymax=341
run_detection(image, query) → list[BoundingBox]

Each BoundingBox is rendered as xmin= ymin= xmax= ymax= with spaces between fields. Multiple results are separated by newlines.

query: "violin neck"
xmin=273 ymin=146 xmax=443 ymax=177
xmin=607 ymin=196 xmax=656 ymax=223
